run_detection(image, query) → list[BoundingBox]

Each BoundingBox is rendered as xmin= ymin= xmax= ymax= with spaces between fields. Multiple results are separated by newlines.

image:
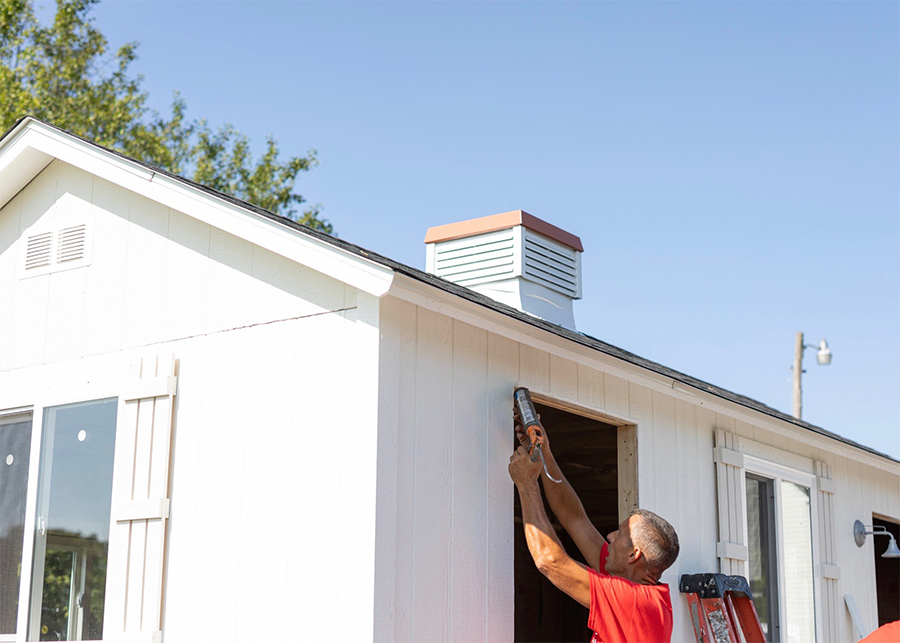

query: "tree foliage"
xmin=0 ymin=0 xmax=330 ymax=232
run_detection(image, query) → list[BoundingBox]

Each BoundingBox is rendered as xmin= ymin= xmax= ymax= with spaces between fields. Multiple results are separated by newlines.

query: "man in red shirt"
xmin=510 ymin=420 xmax=680 ymax=643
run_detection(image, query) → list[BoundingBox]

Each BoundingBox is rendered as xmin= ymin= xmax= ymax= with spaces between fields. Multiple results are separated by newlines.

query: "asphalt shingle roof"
xmin=5 ymin=116 xmax=896 ymax=465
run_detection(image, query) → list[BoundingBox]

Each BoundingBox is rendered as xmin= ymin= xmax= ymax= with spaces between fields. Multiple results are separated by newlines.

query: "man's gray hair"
xmin=630 ymin=509 xmax=680 ymax=579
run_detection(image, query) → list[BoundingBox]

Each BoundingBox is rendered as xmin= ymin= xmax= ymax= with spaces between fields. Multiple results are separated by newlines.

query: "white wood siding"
xmin=0 ymin=160 xmax=382 ymax=642
xmin=375 ymin=298 xmax=721 ymax=642
xmin=374 ymin=296 xmax=899 ymax=643
xmin=2 ymin=159 xmax=897 ymax=642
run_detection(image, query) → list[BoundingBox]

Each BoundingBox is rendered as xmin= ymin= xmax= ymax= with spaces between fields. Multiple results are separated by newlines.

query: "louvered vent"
xmin=433 ymin=228 xmax=516 ymax=286
xmin=25 ymin=232 xmax=53 ymax=270
xmin=57 ymin=224 xmax=87 ymax=263
xmin=19 ymin=220 xmax=92 ymax=279
xmin=523 ymin=230 xmax=578 ymax=297
xmin=425 ymin=210 xmax=583 ymax=329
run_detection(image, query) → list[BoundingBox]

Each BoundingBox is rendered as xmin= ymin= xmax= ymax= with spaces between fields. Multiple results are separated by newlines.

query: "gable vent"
xmin=25 ymin=232 xmax=53 ymax=270
xmin=57 ymin=224 xmax=87 ymax=263
xmin=19 ymin=220 xmax=93 ymax=279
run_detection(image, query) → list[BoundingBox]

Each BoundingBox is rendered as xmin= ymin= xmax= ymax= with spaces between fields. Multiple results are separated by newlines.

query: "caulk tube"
xmin=513 ymin=387 xmax=542 ymax=462
xmin=513 ymin=387 xmax=562 ymax=483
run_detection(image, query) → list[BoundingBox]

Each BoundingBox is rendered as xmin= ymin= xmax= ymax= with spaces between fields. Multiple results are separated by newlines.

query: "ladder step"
xmin=680 ymin=574 xmax=766 ymax=643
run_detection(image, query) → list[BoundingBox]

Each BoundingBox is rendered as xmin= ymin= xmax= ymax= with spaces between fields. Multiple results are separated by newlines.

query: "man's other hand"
xmin=509 ymin=446 xmax=542 ymax=487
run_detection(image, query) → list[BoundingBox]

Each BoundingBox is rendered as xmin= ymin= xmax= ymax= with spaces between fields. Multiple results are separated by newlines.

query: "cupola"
xmin=425 ymin=210 xmax=582 ymax=329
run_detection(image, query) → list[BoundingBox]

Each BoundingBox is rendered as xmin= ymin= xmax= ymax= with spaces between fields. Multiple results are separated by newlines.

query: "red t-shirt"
xmin=861 ymin=620 xmax=900 ymax=642
xmin=587 ymin=543 xmax=673 ymax=643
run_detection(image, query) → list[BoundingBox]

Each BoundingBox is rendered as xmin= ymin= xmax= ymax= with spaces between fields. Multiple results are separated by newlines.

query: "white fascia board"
xmin=386 ymin=273 xmax=900 ymax=476
xmin=0 ymin=123 xmax=55 ymax=209
xmin=0 ymin=119 xmax=395 ymax=297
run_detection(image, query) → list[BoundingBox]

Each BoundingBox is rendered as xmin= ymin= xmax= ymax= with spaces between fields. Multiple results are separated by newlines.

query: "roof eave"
xmin=0 ymin=117 xmax=395 ymax=298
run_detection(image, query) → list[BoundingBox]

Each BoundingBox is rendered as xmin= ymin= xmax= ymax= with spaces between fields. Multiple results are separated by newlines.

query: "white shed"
xmin=0 ymin=117 xmax=897 ymax=643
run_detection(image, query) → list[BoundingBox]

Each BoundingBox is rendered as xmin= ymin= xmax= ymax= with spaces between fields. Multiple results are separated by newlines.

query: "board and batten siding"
xmin=374 ymin=295 xmax=900 ymax=643
xmin=0 ymin=159 xmax=383 ymax=642
xmin=374 ymin=296 xmax=724 ymax=643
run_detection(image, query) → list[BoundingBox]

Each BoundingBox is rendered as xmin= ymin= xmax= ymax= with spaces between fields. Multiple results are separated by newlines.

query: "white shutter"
xmin=815 ymin=461 xmax=840 ymax=642
xmin=714 ymin=430 xmax=748 ymax=575
xmin=104 ymin=354 xmax=177 ymax=643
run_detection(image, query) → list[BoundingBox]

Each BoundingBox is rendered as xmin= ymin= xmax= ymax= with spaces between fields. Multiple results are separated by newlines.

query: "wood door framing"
xmin=527 ymin=392 xmax=638 ymax=523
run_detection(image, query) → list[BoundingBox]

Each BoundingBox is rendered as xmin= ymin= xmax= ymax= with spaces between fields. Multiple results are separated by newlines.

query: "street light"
xmin=792 ymin=332 xmax=832 ymax=420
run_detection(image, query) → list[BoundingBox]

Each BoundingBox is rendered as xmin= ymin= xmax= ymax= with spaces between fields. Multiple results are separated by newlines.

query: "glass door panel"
xmin=746 ymin=474 xmax=779 ymax=642
xmin=0 ymin=412 xmax=33 ymax=636
xmin=780 ymin=481 xmax=816 ymax=643
xmin=28 ymin=399 xmax=117 ymax=642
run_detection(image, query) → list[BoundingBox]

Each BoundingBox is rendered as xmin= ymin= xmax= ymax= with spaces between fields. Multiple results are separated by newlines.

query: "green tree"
xmin=0 ymin=0 xmax=331 ymax=232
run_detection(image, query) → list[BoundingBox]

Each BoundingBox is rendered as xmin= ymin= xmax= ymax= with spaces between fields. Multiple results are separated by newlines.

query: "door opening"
xmin=514 ymin=401 xmax=622 ymax=642
xmin=873 ymin=517 xmax=900 ymax=627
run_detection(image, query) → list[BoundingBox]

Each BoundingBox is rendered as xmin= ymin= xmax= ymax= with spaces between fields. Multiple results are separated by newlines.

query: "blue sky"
xmin=73 ymin=1 xmax=898 ymax=457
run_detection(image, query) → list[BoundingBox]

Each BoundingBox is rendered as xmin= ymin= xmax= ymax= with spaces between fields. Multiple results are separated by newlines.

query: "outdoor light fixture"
xmin=792 ymin=332 xmax=833 ymax=420
xmin=854 ymin=520 xmax=900 ymax=558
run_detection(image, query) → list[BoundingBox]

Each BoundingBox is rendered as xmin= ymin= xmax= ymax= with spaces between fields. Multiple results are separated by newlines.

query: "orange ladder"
xmin=679 ymin=573 xmax=766 ymax=643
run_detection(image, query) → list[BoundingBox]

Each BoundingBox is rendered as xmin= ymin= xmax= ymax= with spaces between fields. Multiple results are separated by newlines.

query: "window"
xmin=743 ymin=458 xmax=819 ymax=643
xmin=29 ymin=399 xmax=118 ymax=642
xmin=1 ymin=411 xmax=34 ymax=640
xmin=1 ymin=353 xmax=176 ymax=642
xmin=745 ymin=475 xmax=778 ymax=639
xmin=0 ymin=400 xmax=118 ymax=642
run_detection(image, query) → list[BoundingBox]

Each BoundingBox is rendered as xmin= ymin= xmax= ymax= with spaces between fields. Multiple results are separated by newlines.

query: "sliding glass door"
xmin=744 ymin=460 xmax=819 ymax=643
xmin=28 ymin=399 xmax=117 ymax=642
xmin=1 ymin=411 xmax=34 ymax=641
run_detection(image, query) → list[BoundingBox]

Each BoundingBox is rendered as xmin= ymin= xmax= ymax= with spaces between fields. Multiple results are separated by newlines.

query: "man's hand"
xmin=509 ymin=446 xmax=542 ymax=487
xmin=514 ymin=406 xmax=551 ymax=454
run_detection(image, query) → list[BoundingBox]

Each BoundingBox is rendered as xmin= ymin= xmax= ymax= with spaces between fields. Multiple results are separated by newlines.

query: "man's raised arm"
xmin=515 ymin=411 xmax=606 ymax=571
xmin=509 ymin=446 xmax=592 ymax=607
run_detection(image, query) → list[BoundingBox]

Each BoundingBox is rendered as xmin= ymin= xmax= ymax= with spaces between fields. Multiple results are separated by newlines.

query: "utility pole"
xmin=792 ymin=332 xmax=832 ymax=420
xmin=793 ymin=332 xmax=804 ymax=419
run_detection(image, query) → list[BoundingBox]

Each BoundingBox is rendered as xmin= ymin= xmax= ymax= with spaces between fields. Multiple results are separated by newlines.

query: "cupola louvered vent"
xmin=523 ymin=230 xmax=578 ymax=298
xmin=433 ymin=228 xmax=516 ymax=286
xmin=425 ymin=210 xmax=583 ymax=329
xmin=19 ymin=220 xmax=93 ymax=279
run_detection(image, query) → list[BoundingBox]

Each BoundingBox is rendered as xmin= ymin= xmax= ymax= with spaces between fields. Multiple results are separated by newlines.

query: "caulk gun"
xmin=514 ymin=387 xmax=562 ymax=484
